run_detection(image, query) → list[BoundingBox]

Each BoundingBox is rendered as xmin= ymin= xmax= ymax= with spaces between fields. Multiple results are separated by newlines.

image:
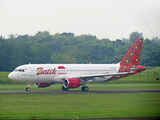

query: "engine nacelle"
xmin=34 ymin=83 xmax=52 ymax=88
xmin=63 ymin=78 xmax=81 ymax=88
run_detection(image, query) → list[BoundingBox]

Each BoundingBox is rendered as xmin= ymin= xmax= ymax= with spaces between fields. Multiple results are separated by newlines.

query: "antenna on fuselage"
xmin=29 ymin=62 xmax=31 ymax=64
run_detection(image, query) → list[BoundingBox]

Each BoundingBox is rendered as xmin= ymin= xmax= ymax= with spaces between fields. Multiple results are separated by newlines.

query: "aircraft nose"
xmin=8 ymin=72 xmax=14 ymax=80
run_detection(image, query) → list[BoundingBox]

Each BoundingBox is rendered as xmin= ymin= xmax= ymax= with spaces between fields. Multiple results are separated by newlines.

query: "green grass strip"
xmin=0 ymin=93 xmax=160 ymax=119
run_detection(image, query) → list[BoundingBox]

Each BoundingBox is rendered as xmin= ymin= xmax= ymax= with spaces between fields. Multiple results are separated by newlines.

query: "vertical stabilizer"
xmin=118 ymin=38 xmax=144 ymax=72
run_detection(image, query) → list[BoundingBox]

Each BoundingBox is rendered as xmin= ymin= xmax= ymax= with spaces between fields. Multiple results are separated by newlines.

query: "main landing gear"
xmin=81 ymin=86 xmax=89 ymax=92
xmin=62 ymin=86 xmax=69 ymax=91
xmin=26 ymin=82 xmax=31 ymax=91
xmin=62 ymin=85 xmax=89 ymax=92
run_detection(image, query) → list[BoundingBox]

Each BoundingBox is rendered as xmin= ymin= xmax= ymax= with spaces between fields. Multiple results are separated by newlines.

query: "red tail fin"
xmin=118 ymin=38 xmax=144 ymax=72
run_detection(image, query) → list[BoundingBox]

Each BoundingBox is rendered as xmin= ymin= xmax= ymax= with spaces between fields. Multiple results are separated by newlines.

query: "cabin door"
xmin=29 ymin=66 xmax=35 ymax=76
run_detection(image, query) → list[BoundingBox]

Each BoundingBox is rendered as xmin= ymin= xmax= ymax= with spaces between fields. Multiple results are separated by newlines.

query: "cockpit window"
xmin=14 ymin=69 xmax=25 ymax=72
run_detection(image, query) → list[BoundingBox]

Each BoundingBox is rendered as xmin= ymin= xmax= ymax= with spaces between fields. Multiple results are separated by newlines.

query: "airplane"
xmin=8 ymin=38 xmax=146 ymax=92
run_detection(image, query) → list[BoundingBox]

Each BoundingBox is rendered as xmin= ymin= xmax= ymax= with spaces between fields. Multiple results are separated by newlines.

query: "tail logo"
xmin=134 ymin=45 xmax=138 ymax=50
xmin=130 ymin=52 xmax=134 ymax=57
xmin=125 ymin=59 xmax=129 ymax=63
xmin=118 ymin=38 xmax=144 ymax=72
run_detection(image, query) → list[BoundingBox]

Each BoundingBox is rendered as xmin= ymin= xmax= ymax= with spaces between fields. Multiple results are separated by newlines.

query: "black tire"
xmin=84 ymin=86 xmax=89 ymax=91
xmin=62 ymin=86 xmax=69 ymax=91
xmin=81 ymin=86 xmax=89 ymax=92
xmin=26 ymin=87 xmax=30 ymax=91
xmin=81 ymin=86 xmax=84 ymax=91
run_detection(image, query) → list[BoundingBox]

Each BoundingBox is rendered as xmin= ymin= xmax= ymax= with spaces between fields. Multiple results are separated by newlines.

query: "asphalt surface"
xmin=0 ymin=89 xmax=160 ymax=95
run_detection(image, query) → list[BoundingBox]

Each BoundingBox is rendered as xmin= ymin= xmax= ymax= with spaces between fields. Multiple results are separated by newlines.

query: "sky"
xmin=0 ymin=0 xmax=160 ymax=40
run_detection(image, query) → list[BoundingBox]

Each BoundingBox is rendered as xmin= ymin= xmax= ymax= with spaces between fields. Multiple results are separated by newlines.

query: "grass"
xmin=0 ymin=93 xmax=160 ymax=119
xmin=110 ymin=74 xmax=160 ymax=83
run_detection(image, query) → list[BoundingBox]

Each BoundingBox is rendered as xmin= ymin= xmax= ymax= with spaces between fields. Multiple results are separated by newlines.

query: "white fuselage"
xmin=8 ymin=63 xmax=120 ymax=83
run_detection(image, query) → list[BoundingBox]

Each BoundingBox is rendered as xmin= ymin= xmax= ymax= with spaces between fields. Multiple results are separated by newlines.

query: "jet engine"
xmin=63 ymin=78 xmax=81 ymax=88
xmin=34 ymin=83 xmax=52 ymax=88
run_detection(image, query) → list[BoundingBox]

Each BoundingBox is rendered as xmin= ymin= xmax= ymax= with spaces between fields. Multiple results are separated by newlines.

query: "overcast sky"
xmin=0 ymin=0 xmax=160 ymax=40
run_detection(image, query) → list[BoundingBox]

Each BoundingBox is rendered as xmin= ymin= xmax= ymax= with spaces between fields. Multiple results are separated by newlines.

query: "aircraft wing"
xmin=70 ymin=72 xmax=130 ymax=79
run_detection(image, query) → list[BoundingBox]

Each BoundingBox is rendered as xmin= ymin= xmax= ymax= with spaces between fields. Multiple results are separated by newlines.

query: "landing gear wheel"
xmin=26 ymin=82 xmax=31 ymax=92
xmin=81 ymin=86 xmax=85 ymax=91
xmin=81 ymin=86 xmax=89 ymax=92
xmin=62 ymin=86 xmax=69 ymax=91
xmin=26 ymin=87 xmax=30 ymax=91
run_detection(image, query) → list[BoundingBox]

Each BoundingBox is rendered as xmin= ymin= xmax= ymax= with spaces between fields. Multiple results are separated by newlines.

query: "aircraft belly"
xmin=52 ymin=76 xmax=63 ymax=83
xmin=37 ymin=75 xmax=55 ymax=83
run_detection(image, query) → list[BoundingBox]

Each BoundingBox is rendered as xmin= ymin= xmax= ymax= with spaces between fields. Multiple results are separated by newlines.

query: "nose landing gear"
xmin=26 ymin=82 xmax=31 ymax=91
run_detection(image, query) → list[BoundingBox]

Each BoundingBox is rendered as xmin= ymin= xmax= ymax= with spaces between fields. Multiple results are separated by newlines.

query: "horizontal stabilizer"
xmin=130 ymin=67 xmax=154 ymax=72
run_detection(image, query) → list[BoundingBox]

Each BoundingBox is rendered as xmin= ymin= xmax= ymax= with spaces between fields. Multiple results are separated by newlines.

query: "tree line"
xmin=0 ymin=31 xmax=160 ymax=71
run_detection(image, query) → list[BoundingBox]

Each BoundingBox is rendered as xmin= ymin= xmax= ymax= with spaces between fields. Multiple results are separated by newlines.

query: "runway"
xmin=0 ymin=89 xmax=160 ymax=95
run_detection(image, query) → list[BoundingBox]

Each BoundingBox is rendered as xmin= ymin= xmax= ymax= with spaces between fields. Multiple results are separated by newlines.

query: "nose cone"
xmin=8 ymin=72 xmax=14 ymax=80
